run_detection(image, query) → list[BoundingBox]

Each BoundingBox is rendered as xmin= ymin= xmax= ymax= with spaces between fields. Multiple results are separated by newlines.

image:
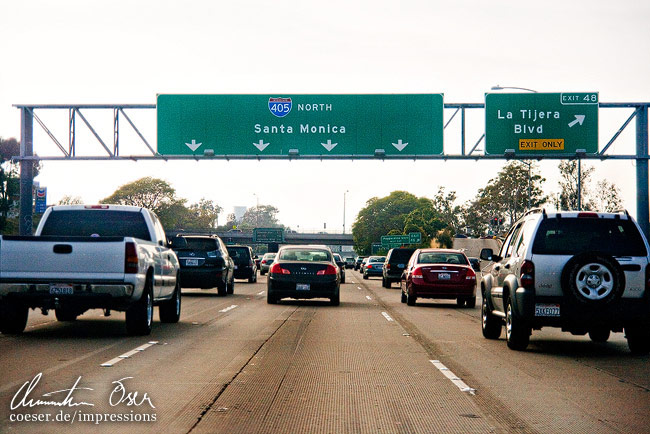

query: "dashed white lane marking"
xmin=381 ymin=312 xmax=394 ymax=322
xmin=366 ymin=296 xmax=372 ymax=300
xmin=357 ymin=286 xmax=362 ymax=290
xmin=430 ymin=360 xmax=476 ymax=395
xmin=257 ymin=291 xmax=266 ymax=295
xmin=101 ymin=341 xmax=158 ymax=367
xmin=219 ymin=305 xmax=238 ymax=313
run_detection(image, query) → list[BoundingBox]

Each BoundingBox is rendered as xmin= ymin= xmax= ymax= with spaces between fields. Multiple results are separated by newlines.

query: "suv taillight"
xmin=520 ymin=260 xmax=535 ymax=288
xmin=386 ymin=263 xmax=391 ymax=270
xmin=125 ymin=242 xmax=138 ymax=274
xmin=317 ymin=265 xmax=338 ymax=275
xmin=270 ymin=263 xmax=290 ymax=275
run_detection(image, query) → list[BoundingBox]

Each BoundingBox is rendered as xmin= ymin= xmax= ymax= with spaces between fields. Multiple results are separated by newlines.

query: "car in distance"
xmin=332 ymin=253 xmax=346 ymax=283
xmin=171 ymin=235 xmax=235 ymax=296
xmin=480 ymin=209 xmax=650 ymax=354
xmin=259 ymin=252 xmax=277 ymax=275
xmin=382 ymin=248 xmax=416 ymax=288
xmin=354 ymin=256 xmax=366 ymax=271
xmin=267 ymin=245 xmax=340 ymax=305
xmin=345 ymin=257 xmax=355 ymax=269
xmin=226 ymin=245 xmax=258 ymax=283
xmin=359 ymin=257 xmax=369 ymax=273
xmin=363 ymin=256 xmax=386 ymax=280
xmin=401 ymin=249 xmax=477 ymax=307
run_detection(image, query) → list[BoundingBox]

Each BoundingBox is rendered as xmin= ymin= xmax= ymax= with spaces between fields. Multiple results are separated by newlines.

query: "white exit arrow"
xmin=568 ymin=115 xmax=586 ymax=128
xmin=253 ymin=140 xmax=270 ymax=152
xmin=321 ymin=139 xmax=338 ymax=152
xmin=392 ymin=139 xmax=408 ymax=151
xmin=185 ymin=139 xmax=202 ymax=152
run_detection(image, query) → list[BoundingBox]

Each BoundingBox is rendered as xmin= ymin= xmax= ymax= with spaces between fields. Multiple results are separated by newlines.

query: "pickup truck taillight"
xmin=125 ymin=242 xmax=139 ymax=274
xmin=520 ymin=260 xmax=535 ymax=288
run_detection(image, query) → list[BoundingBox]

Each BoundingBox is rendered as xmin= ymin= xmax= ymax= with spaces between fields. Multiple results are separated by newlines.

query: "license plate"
xmin=49 ymin=284 xmax=73 ymax=295
xmin=535 ymin=303 xmax=560 ymax=317
xmin=296 ymin=283 xmax=310 ymax=291
xmin=234 ymin=265 xmax=238 ymax=269
xmin=438 ymin=273 xmax=451 ymax=280
xmin=398 ymin=264 xmax=405 ymax=268
xmin=185 ymin=259 xmax=199 ymax=266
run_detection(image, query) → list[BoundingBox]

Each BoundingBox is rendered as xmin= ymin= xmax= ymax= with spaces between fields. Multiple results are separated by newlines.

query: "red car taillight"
xmin=261 ymin=260 xmax=267 ymax=264
xmin=367 ymin=264 xmax=373 ymax=269
xmin=270 ymin=263 xmax=290 ymax=274
xmin=317 ymin=265 xmax=338 ymax=275
xmin=124 ymin=242 xmax=138 ymax=274
xmin=465 ymin=268 xmax=476 ymax=281
xmin=412 ymin=267 xmax=424 ymax=279
xmin=386 ymin=264 xmax=391 ymax=270
xmin=520 ymin=260 xmax=535 ymax=288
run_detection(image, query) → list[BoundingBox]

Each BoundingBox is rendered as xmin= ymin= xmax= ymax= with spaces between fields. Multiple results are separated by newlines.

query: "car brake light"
xmin=520 ymin=260 xmax=535 ymax=288
xmin=270 ymin=263 xmax=290 ymax=274
xmin=261 ymin=260 xmax=267 ymax=264
xmin=465 ymin=268 xmax=476 ymax=280
xmin=367 ymin=264 xmax=373 ymax=269
xmin=84 ymin=205 xmax=109 ymax=209
xmin=578 ymin=212 xmax=599 ymax=218
xmin=125 ymin=242 xmax=138 ymax=274
xmin=317 ymin=265 xmax=338 ymax=275
xmin=386 ymin=264 xmax=391 ymax=270
xmin=412 ymin=267 xmax=424 ymax=279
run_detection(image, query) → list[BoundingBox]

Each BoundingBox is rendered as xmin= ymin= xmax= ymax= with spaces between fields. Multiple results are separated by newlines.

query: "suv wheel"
xmin=227 ymin=278 xmax=235 ymax=295
xmin=482 ymin=295 xmax=502 ymax=339
xmin=0 ymin=300 xmax=28 ymax=334
xmin=562 ymin=253 xmax=624 ymax=306
xmin=626 ymin=325 xmax=650 ymax=355
xmin=506 ymin=298 xmax=530 ymax=350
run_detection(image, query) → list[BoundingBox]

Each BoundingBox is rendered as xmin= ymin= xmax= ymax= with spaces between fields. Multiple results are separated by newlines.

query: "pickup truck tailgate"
xmin=0 ymin=236 xmax=126 ymax=281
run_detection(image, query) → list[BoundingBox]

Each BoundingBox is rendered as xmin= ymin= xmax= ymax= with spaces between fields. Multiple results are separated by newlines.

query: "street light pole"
xmin=342 ymin=192 xmax=345 ymax=234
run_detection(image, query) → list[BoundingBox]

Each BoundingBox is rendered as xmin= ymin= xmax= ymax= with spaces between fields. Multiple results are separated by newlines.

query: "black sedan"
xmin=170 ymin=235 xmax=235 ymax=296
xmin=267 ymin=245 xmax=340 ymax=305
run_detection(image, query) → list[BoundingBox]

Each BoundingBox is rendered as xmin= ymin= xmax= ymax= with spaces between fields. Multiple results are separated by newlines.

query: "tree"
xmin=239 ymin=205 xmax=282 ymax=229
xmin=403 ymin=201 xmax=448 ymax=247
xmin=183 ymin=199 xmax=223 ymax=230
xmin=431 ymin=187 xmax=462 ymax=234
xmin=58 ymin=195 xmax=84 ymax=205
xmin=0 ymin=138 xmax=22 ymax=233
xmin=591 ymin=180 xmax=624 ymax=212
xmin=556 ymin=160 xmax=595 ymax=211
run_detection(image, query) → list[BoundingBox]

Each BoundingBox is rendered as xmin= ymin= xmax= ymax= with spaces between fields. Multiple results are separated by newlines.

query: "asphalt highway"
xmin=1 ymin=270 xmax=648 ymax=433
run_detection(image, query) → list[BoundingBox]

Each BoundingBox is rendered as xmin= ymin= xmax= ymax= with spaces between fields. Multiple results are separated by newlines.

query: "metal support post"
xmin=636 ymin=105 xmax=649 ymax=239
xmin=577 ymin=159 xmax=582 ymax=211
xmin=19 ymin=107 xmax=34 ymax=235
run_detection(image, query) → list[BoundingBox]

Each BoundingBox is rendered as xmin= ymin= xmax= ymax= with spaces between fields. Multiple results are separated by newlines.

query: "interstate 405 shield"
xmin=157 ymin=94 xmax=443 ymax=157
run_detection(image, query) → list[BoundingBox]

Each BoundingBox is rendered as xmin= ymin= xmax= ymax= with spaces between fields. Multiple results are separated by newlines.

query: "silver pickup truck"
xmin=0 ymin=204 xmax=183 ymax=336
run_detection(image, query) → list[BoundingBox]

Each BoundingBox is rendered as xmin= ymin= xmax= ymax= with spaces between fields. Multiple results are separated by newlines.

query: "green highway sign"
xmin=485 ymin=92 xmax=599 ymax=155
xmin=157 ymin=94 xmax=443 ymax=157
xmin=253 ymin=228 xmax=284 ymax=243
xmin=371 ymin=243 xmax=383 ymax=255
xmin=381 ymin=232 xmax=421 ymax=247
xmin=409 ymin=232 xmax=422 ymax=243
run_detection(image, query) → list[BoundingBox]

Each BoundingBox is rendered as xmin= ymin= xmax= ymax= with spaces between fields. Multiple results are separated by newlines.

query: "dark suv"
xmin=171 ymin=235 xmax=235 ymax=296
xmin=227 ymin=245 xmax=258 ymax=283
xmin=382 ymin=248 xmax=416 ymax=288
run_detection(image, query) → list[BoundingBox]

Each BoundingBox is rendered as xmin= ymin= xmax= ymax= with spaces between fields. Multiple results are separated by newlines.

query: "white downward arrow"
xmin=392 ymin=139 xmax=408 ymax=151
xmin=185 ymin=139 xmax=202 ymax=152
xmin=321 ymin=139 xmax=338 ymax=152
xmin=253 ymin=140 xmax=270 ymax=152
xmin=568 ymin=115 xmax=586 ymax=128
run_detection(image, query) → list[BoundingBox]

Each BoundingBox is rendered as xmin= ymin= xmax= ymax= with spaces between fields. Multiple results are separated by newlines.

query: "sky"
xmin=1 ymin=0 xmax=649 ymax=232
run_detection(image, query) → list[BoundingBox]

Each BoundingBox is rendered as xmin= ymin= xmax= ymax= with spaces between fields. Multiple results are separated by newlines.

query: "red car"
xmin=400 ymin=249 xmax=477 ymax=307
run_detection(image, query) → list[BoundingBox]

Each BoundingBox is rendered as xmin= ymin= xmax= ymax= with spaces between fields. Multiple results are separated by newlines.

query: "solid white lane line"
xmin=219 ymin=305 xmax=238 ymax=313
xmin=366 ymin=296 xmax=372 ymax=300
xmin=381 ymin=312 xmax=394 ymax=322
xmin=257 ymin=291 xmax=266 ymax=295
xmin=430 ymin=360 xmax=476 ymax=395
xmin=101 ymin=341 xmax=158 ymax=367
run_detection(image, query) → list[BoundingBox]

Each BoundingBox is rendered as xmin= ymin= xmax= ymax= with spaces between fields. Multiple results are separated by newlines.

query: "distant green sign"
xmin=381 ymin=232 xmax=421 ymax=247
xmin=253 ymin=228 xmax=284 ymax=243
xmin=485 ymin=92 xmax=599 ymax=155
xmin=157 ymin=94 xmax=444 ymax=157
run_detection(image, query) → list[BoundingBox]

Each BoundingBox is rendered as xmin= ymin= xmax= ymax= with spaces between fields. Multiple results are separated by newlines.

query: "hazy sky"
xmin=1 ymin=0 xmax=649 ymax=231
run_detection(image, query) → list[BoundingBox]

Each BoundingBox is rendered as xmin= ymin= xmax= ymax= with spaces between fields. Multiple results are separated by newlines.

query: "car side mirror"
xmin=480 ymin=248 xmax=494 ymax=261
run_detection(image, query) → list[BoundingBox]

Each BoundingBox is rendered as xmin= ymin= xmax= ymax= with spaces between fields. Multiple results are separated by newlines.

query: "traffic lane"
xmin=193 ymin=273 xmax=495 ymax=433
xmin=359 ymin=271 xmax=650 ymax=433
xmin=0 ymin=278 xmax=280 ymax=433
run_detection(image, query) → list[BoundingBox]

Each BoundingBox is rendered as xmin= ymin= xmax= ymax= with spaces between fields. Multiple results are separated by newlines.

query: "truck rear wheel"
xmin=126 ymin=281 xmax=153 ymax=336
xmin=0 ymin=301 xmax=28 ymax=334
xmin=159 ymin=279 xmax=181 ymax=323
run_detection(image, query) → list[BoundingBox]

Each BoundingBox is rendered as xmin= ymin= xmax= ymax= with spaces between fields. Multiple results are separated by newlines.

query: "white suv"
xmin=480 ymin=209 xmax=650 ymax=354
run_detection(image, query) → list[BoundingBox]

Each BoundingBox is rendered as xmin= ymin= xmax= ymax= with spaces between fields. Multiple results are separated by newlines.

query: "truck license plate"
xmin=49 ymin=284 xmax=74 ymax=295
xmin=535 ymin=303 xmax=560 ymax=317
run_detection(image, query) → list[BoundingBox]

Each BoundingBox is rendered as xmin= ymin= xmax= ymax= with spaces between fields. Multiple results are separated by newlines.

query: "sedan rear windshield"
xmin=40 ymin=210 xmax=151 ymax=241
xmin=418 ymin=252 xmax=468 ymax=265
xmin=368 ymin=257 xmax=386 ymax=263
xmin=532 ymin=218 xmax=647 ymax=256
xmin=279 ymin=249 xmax=331 ymax=262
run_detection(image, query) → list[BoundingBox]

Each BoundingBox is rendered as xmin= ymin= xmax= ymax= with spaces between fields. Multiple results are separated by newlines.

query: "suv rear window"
xmin=227 ymin=247 xmax=251 ymax=260
xmin=184 ymin=238 xmax=218 ymax=250
xmin=388 ymin=249 xmax=416 ymax=262
xmin=40 ymin=210 xmax=151 ymax=240
xmin=532 ymin=218 xmax=647 ymax=256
